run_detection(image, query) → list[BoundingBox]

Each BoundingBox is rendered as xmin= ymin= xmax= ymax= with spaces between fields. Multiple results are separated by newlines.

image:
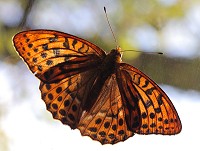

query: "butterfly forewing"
xmin=118 ymin=63 xmax=182 ymax=135
xmin=13 ymin=30 xmax=106 ymax=83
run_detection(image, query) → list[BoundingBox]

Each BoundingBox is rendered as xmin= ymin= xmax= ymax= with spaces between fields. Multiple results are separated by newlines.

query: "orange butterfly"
xmin=13 ymin=30 xmax=181 ymax=144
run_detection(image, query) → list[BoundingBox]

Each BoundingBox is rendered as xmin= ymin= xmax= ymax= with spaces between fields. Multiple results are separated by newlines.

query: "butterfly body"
xmin=83 ymin=48 xmax=122 ymax=110
xmin=13 ymin=30 xmax=181 ymax=144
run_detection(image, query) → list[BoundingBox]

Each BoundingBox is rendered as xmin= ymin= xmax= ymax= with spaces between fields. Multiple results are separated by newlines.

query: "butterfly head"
xmin=109 ymin=46 xmax=122 ymax=63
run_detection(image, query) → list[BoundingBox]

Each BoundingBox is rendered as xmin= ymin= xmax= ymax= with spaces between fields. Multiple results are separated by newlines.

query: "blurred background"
xmin=0 ymin=0 xmax=200 ymax=151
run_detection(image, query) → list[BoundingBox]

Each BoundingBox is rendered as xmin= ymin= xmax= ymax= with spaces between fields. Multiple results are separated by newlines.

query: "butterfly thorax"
xmin=106 ymin=47 xmax=122 ymax=64
xmin=99 ymin=47 xmax=122 ymax=73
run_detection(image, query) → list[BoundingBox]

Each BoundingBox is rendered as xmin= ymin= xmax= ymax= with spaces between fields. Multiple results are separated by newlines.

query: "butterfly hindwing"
xmin=39 ymin=68 xmax=99 ymax=129
xmin=78 ymin=74 xmax=134 ymax=144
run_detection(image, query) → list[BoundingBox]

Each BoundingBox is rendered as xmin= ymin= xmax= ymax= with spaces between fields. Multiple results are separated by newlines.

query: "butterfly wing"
xmin=13 ymin=30 xmax=107 ymax=129
xmin=39 ymin=67 xmax=99 ymax=129
xmin=78 ymin=74 xmax=134 ymax=144
xmin=13 ymin=30 xmax=106 ymax=83
xmin=117 ymin=63 xmax=182 ymax=135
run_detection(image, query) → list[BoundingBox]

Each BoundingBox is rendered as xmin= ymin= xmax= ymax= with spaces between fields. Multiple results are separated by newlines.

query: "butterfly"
xmin=13 ymin=30 xmax=182 ymax=144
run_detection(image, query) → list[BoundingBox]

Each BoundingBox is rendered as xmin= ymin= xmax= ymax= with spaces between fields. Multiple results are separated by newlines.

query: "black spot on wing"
xmin=72 ymin=39 xmax=77 ymax=49
xmin=63 ymin=38 xmax=70 ymax=49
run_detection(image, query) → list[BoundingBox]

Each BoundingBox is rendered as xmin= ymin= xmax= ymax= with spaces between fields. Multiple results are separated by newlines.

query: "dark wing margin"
xmin=13 ymin=30 xmax=106 ymax=83
xmin=117 ymin=63 xmax=182 ymax=135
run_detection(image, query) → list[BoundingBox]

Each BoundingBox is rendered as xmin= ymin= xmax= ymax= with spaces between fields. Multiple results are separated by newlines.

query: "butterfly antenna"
xmin=104 ymin=7 xmax=118 ymax=46
xmin=121 ymin=49 xmax=163 ymax=55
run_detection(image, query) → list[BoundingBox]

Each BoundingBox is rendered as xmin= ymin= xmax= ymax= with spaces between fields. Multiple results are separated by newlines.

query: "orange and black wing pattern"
xmin=13 ymin=30 xmax=181 ymax=145
xmin=78 ymin=74 xmax=134 ymax=144
xmin=13 ymin=30 xmax=106 ymax=129
xmin=13 ymin=30 xmax=106 ymax=83
xmin=117 ymin=63 xmax=182 ymax=135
